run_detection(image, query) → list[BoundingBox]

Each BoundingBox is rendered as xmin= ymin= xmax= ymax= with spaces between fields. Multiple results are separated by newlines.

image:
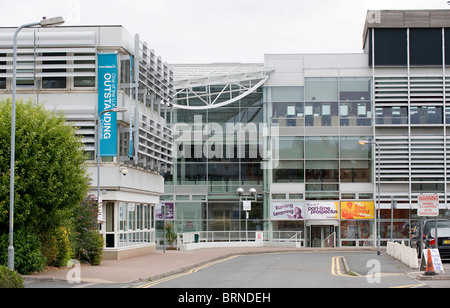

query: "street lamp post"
xmin=236 ymin=188 xmax=257 ymax=241
xmin=359 ymin=138 xmax=381 ymax=255
xmin=8 ymin=17 xmax=64 ymax=271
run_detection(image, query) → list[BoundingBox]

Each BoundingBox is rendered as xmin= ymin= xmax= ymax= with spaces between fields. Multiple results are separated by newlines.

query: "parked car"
xmin=410 ymin=219 xmax=450 ymax=257
xmin=424 ymin=227 xmax=450 ymax=260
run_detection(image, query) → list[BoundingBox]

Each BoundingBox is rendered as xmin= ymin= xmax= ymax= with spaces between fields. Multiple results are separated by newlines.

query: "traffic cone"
xmin=424 ymin=248 xmax=437 ymax=276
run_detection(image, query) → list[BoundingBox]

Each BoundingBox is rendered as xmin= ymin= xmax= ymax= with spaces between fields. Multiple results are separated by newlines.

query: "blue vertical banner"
xmin=98 ymin=53 xmax=118 ymax=157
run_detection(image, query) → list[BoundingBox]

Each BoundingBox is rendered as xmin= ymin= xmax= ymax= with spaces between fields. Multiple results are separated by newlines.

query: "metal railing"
xmin=177 ymin=230 xmax=303 ymax=250
xmin=323 ymin=232 xmax=336 ymax=247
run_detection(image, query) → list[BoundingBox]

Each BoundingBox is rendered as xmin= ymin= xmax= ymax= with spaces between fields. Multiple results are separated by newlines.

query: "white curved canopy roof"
xmin=170 ymin=63 xmax=273 ymax=110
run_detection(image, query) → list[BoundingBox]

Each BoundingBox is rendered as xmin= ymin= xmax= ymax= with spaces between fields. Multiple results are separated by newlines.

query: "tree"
xmin=0 ymin=98 xmax=90 ymax=272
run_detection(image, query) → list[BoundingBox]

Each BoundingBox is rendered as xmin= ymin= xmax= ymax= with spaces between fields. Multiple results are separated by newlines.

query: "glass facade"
xmin=166 ymin=17 xmax=450 ymax=248
xmin=270 ymin=78 xmax=372 ymax=128
xmin=104 ymin=202 xmax=155 ymax=249
xmin=163 ymin=83 xmax=265 ymax=234
xmin=165 ymin=76 xmax=380 ymax=247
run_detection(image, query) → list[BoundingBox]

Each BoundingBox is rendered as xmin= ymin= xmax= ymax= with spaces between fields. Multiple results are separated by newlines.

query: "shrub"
xmin=0 ymin=97 xmax=89 ymax=254
xmin=41 ymin=226 xmax=72 ymax=267
xmin=72 ymin=196 xmax=104 ymax=265
xmin=0 ymin=229 xmax=46 ymax=275
xmin=0 ymin=265 xmax=24 ymax=288
xmin=165 ymin=223 xmax=177 ymax=248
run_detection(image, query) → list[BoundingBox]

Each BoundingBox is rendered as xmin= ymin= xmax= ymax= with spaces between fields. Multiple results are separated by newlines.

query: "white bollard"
xmin=387 ymin=241 xmax=419 ymax=269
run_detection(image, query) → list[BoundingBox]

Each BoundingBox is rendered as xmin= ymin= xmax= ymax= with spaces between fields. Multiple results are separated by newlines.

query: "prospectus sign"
xmin=98 ymin=53 xmax=118 ymax=157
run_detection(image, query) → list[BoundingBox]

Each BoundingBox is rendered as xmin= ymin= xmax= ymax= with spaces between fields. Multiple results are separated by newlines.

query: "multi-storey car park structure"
xmin=2 ymin=9 xmax=450 ymax=255
xmin=0 ymin=25 xmax=173 ymax=259
xmin=165 ymin=10 xmax=450 ymax=248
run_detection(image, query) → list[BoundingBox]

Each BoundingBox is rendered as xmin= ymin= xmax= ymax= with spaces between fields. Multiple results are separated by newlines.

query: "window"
xmin=340 ymin=136 xmax=372 ymax=159
xmin=272 ymin=161 xmax=304 ymax=183
xmin=340 ymin=160 xmax=372 ymax=183
xmin=304 ymin=102 xmax=339 ymax=126
xmin=117 ymin=202 xmax=155 ymax=247
xmin=375 ymin=106 xmax=408 ymax=125
xmin=0 ymin=53 xmax=6 ymax=89
xmin=177 ymin=163 xmax=207 ymax=185
xmin=305 ymin=136 xmax=339 ymax=159
xmin=305 ymin=160 xmax=339 ymax=183
xmin=305 ymin=78 xmax=338 ymax=101
xmin=120 ymin=56 xmax=132 ymax=95
xmin=208 ymin=163 xmax=240 ymax=183
xmin=272 ymin=194 xmax=286 ymax=200
xmin=272 ymin=102 xmax=304 ymax=126
xmin=74 ymin=53 xmax=95 ymax=87
xmin=270 ymin=87 xmax=304 ymax=126
xmin=42 ymin=53 xmax=66 ymax=89
xmin=410 ymin=28 xmax=442 ymax=66
xmin=276 ymin=137 xmax=304 ymax=160
xmin=339 ymin=78 xmax=371 ymax=101
xmin=411 ymin=183 xmax=444 ymax=193
xmin=241 ymin=163 xmax=263 ymax=185
xmin=16 ymin=53 xmax=35 ymax=87
xmin=369 ymin=28 xmax=407 ymax=66
xmin=410 ymin=106 xmax=442 ymax=125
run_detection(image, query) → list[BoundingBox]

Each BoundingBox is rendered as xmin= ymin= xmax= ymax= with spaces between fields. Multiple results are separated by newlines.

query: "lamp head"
xmin=113 ymin=107 xmax=128 ymax=113
xmin=40 ymin=16 xmax=65 ymax=27
xmin=358 ymin=139 xmax=370 ymax=145
xmin=236 ymin=188 xmax=244 ymax=196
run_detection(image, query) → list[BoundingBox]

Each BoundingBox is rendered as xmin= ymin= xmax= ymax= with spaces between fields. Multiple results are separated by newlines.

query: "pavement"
xmin=22 ymin=246 xmax=450 ymax=285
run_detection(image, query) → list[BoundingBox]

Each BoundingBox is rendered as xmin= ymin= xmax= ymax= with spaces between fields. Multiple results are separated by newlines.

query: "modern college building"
xmin=1 ymin=9 xmax=450 ymax=255
xmin=165 ymin=9 xmax=450 ymax=248
xmin=0 ymin=25 xmax=174 ymax=259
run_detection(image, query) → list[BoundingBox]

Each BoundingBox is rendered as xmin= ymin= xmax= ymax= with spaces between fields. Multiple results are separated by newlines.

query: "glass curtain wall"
xmin=164 ymin=85 xmax=265 ymax=234
xmin=271 ymin=135 xmax=373 ymax=197
xmin=270 ymin=78 xmax=372 ymax=127
xmin=268 ymin=79 xmax=375 ymax=247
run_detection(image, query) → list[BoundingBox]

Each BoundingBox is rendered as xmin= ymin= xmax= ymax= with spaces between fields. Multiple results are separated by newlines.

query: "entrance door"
xmin=311 ymin=225 xmax=334 ymax=247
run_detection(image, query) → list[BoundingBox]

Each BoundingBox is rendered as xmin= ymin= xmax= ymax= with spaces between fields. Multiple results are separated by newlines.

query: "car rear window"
xmin=424 ymin=220 xmax=450 ymax=233
xmin=430 ymin=228 xmax=450 ymax=238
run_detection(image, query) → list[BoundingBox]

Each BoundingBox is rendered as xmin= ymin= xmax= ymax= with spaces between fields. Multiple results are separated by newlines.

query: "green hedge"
xmin=0 ymin=265 xmax=24 ymax=288
xmin=0 ymin=229 xmax=46 ymax=275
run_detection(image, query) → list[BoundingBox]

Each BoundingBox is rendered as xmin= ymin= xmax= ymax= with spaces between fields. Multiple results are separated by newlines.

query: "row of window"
xmin=271 ymin=104 xmax=450 ymax=126
xmin=0 ymin=53 xmax=96 ymax=89
xmin=368 ymin=28 xmax=450 ymax=66
xmin=0 ymin=52 xmax=137 ymax=90
xmin=168 ymin=159 xmax=371 ymax=185
xmin=174 ymin=136 xmax=372 ymax=162
xmin=271 ymin=101 xmax=372 ymax=127
xmin=104 ymin=202 xmax=155 ymax=248
xmin=273 ymin=160 xmax=371 ymax=184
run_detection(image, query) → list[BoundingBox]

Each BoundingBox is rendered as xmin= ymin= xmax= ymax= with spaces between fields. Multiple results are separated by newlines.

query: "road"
xmin=135 ymin=251 xmax=431 ymax=288
xmin=25 ymin=251 xmax=450 ymax=289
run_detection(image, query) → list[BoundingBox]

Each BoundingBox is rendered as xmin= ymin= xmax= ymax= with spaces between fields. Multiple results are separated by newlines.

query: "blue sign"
xmin=98 ymin=53 xmax=118 ymax=157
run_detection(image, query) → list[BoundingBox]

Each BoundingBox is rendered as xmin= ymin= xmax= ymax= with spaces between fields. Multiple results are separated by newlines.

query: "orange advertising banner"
xmin=340 ymin=201 xmax=375 ymax=220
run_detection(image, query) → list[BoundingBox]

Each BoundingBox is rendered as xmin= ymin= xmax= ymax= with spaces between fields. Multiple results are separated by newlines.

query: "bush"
xmin=41 ymin=226 xmax=72 ymax=268
xmin=0 ymin=265 xmax=24 ymax=288
xmin=72 ymin=196 xmax=104 ymax=265
xmin=165 ymin=223 xmax=177 ymax=248
xmin=0 ymin=229 xmax=46 ymax=275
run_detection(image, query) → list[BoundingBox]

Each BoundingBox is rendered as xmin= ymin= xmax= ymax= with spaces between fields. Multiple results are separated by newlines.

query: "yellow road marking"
xmin=331 ymin=256 xmax=353 ymax=277
xmin=141 ymin=252 xmax=425 ymax=288
xmin=390 ymin=284 xmax=424 ymax=288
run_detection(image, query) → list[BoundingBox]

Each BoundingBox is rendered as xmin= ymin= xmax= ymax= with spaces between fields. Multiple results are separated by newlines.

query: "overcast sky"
xmin=0 ymin=0 xmax=448 ymax=63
